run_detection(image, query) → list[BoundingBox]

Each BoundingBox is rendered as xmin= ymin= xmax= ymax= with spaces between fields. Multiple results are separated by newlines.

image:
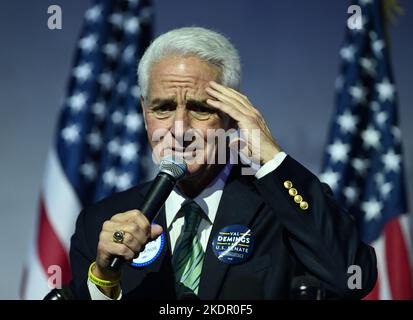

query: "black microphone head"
xmin=159 ymin=156 xmax=188 ymax=180
xmin=43 ymin=285 xmax=76 ymax=300
xmin=290 ymin=275 xmax=324 ymax=300
xmin=221 ymin=275 xmax=264 ymax=300
xmin=43 ymin=289 xmax=64 ymax=300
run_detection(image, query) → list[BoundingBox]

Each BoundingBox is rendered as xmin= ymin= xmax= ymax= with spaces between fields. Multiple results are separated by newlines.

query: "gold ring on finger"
xmin=112 ymin=230 xmax=125 ymax=244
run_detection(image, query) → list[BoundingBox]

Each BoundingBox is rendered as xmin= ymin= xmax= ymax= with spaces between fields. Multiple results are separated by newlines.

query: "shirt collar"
xmin=165 ymin=163 xmax=233 ymax=228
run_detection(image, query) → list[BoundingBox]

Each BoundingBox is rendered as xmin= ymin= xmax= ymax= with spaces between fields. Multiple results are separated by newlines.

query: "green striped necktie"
xmin=172 ymin=200 xmax=205 ymax=296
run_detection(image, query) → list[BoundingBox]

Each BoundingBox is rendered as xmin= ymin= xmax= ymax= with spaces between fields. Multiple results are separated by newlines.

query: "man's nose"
xmin=170 ymin=107 xmax=190 ymax=140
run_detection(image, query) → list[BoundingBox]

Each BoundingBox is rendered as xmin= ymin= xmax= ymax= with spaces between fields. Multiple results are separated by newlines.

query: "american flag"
xmin=20 ymin=0 xmax=153 ymax=299
xmin=320 ymin=0 xmax=412 ymax=299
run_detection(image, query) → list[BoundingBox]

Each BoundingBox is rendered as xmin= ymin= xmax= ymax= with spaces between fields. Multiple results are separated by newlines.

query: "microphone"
xmin=221 ymin=275 xmax=264 ymax=299
xmin=108 ymin=156 xmax=188 ymax=271
xmin=290 ymin=275 xmax=325 ymax=300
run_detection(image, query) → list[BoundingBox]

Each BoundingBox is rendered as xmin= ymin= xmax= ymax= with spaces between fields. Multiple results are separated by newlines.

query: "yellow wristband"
xmin=88 ymin=262 xmax=120 ymax=288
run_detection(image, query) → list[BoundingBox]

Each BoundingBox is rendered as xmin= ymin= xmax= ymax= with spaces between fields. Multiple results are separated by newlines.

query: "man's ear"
xmin=140 ymin=96 xmax=148 ymax=131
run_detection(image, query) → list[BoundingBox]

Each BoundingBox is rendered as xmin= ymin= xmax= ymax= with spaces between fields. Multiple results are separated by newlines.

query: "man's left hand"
xmin=206 ymin=81 xmax=281 ymax=165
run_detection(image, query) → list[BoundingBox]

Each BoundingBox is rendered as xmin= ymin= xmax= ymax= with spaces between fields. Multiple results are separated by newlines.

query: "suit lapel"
xmin=198 ymin=166 xmax=264 ymax=299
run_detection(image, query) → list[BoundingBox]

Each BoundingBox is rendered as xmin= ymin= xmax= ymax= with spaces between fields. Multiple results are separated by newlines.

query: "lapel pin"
xmin=130 ymin=232 xmax=165 ymax=268
xmin=212 ymin=225 xmax=254 ymax=264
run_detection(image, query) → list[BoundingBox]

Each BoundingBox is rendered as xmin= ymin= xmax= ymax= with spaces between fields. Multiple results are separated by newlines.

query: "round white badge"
xmin=130 ymin=232 xmax=165 ymax=267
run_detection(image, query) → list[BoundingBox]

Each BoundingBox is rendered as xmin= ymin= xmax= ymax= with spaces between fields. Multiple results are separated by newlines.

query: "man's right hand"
xmin=92 ymin=210 xmax=163 ymax=296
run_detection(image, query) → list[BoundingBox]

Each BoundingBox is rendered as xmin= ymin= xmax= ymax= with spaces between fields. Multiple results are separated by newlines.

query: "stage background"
xmin=0 ymin=0 xmax=412 ymax=299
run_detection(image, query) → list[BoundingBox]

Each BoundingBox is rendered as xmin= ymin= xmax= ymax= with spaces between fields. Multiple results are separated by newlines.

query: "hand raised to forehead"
xmin=206 ymin=81 xmax=281 ymax=165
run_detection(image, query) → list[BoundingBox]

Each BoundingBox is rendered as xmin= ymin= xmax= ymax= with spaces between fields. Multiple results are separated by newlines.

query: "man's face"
xmin=141 ymin=56 xmax=231 ymax=178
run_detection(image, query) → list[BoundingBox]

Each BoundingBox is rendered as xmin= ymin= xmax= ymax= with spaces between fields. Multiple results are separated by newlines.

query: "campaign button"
xmin=212 ymin=225 xmax=254 ymax=264
xmin=130 ymin=232 xmax=165 ymax=267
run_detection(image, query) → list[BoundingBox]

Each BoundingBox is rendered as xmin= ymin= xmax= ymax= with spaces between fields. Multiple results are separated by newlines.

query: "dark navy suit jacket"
xmin=69 ymin=155 xmax=377 ymax=299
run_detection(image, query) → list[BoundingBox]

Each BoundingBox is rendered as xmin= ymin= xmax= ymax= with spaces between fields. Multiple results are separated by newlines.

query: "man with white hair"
xmin=69 ymin=27 xmax=377 ymax=300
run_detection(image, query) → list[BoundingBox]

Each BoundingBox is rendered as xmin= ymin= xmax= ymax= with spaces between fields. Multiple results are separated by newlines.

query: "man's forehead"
xmin=149 ymin=97 xmax=208 ymax=105
xmin=149 ymin=56 xmax=220 ymax=83
xmin=152 ymin=55 xmax=219 ymax=71
xmin=150 ymin=71 xmax=217 ymax=86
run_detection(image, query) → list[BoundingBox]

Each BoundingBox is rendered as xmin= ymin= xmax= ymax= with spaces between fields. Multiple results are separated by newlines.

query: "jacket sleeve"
xmin=254 ymin=155 xmax=377 ymax=299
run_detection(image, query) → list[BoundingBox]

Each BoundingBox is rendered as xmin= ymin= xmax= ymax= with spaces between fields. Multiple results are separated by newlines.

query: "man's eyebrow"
xmin=186 ymin=99 xmax=215 ymax=110
xmin=149 ymin=98 xmax=176 ymax=106
xmin=186 ymin=99 xmax=208 ymax=104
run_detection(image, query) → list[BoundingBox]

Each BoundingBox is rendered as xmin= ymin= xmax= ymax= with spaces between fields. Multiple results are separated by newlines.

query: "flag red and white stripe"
xmin=20 ymin=0 xmax=153 ymax=299
xmin=21 ymin=150 xmax=80 ymax=299
xmin=366 ymin=216 xmax=413 ymax=300
xmin=320 ymin=0 xmax=413 ymax=300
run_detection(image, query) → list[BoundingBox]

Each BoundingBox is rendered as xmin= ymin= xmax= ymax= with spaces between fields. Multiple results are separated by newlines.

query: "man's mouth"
xmin=164 ymin=147 xmax=204 ymax=162
xmin=170 ymin=148 xmax=197 ymax=154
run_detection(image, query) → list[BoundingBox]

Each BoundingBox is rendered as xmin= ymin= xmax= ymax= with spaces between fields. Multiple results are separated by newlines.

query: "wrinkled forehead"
xmin=147 ymin=56 xmax=221 ymax=92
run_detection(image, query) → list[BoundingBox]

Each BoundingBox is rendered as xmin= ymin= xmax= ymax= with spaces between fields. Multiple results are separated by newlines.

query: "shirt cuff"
xmin=255 ymin=152 xmax=287 ymax=179
xmin=87 ymin=278 xmax=122 ymax=300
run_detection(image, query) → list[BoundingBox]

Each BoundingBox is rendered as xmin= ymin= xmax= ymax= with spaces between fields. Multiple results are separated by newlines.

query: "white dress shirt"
xmin=88 ymin=152 xmax=287 ymax=299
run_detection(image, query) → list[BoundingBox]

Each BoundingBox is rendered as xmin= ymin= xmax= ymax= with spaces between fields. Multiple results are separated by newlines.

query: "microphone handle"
xmin=140 ymin=173 xmax=176 ymax=221
xmin=107 ymin=173 xmax=176 ymax=272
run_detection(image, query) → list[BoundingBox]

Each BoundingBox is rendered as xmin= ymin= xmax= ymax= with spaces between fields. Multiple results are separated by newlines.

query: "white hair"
xmin=137 ymin=27 xmax=241 ymax=99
